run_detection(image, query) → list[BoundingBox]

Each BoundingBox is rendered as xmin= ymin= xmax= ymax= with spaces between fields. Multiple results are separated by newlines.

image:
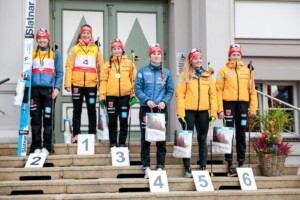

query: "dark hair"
xmin=76 ymin=24 xmax=92 ymax=44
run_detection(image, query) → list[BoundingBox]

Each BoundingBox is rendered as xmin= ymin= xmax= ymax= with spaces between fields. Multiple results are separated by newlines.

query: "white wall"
xmin=0 ymin=0 xmax=49 ymax=142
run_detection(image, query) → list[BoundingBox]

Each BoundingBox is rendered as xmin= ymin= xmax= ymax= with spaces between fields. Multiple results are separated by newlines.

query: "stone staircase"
xmin=0 ymin=142 xmax=299 ymax=200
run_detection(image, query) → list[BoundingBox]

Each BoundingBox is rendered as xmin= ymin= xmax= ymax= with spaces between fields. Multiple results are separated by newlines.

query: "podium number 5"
xmin=198 ymin=175 xmax=208 ymax=187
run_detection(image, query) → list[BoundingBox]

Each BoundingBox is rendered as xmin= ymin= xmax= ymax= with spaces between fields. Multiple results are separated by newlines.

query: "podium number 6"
xmin=242 ymin=173 xmax=252 ymax=186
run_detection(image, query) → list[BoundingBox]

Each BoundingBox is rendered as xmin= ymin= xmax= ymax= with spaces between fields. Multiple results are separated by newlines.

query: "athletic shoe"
xmin=34 ymin=149 xmax=41 ymax=154
xmin=227 ymin=166 xmax=237 ymax=177
xmin=184 ymin=168 xmax=193 ymax=178
xmin=72 ymin=135 xmax=78 ymax=143
xmin=200 ymin=166 xmax=206 ymax=170
xmin=144 ymin=167 xmax=151 ymax=179
xmin=41 ymin=148 xmax=49 ymax=155
xmin=157 ymin=168 xmax=163 ymax=171
xmin=119 ymin=144 xmax=127 ymax=147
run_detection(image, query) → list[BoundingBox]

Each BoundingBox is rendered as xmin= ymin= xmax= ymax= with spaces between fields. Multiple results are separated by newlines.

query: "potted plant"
xmin=250 ymin=108 xmax=293 ymax=176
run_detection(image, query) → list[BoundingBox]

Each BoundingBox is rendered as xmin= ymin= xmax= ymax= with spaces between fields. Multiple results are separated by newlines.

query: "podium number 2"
xmin=30 ymin=156 xmax=41 ymax=166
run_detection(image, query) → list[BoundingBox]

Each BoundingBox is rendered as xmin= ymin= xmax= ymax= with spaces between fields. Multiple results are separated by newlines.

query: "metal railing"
xmin=256 ymin=89 xmax=300 ymax=138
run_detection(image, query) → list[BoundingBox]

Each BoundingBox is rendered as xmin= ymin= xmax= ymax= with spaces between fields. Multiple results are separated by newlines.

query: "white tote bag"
xmin=173 ymin=130 xmax=193 ymax=158
xmin=145 ymin=113 xmax=166 ymax=142
xmin=212 ymin=126 xmax=234 ymax=154
xmin=97 ymin=107 xmax=109 ymax=140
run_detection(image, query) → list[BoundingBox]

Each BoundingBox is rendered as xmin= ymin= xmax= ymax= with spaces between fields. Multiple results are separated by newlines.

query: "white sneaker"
xmin=157 ymin=168 xmax=163 ymax=171
xmin=144 ymin=167 xmax=151 ymax=179
xmin=41 ymin=148 xmax=49 ymax=155
xmin=34 ymin=149 xmax=41 ymax=154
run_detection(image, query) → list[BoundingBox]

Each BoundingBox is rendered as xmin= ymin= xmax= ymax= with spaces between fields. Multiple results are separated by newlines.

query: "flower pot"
xmin=258 ymin=154 xmax=286 ymax=176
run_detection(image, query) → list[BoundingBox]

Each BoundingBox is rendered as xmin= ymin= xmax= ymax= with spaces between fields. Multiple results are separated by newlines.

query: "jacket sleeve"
xmin=99 ymin=62 xmax=109 ymax=100
xmin=249 ymin=73 xmax=258 ymax=115
xmin=130 ymin=62 xmax=137 ymax=97
xmin=209 ymin=76 xmax=217 ymax=118
xmin=161 ymin=70 xmax=174 ymax=105
xmin=54 ymin=51 xmax=63 ymax=90
xmin=215 ymin=69 xmax=225 ymax=113
xmin=175 ymin=74 xmax=186 ymax=119
xmin=134 ymin=68 xmax=149 ymax=104
xmin=64 ymin=47 xmax=75 ymax=88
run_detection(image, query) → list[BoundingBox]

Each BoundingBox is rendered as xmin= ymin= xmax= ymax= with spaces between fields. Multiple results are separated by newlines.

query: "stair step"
xmin=0 ymin=176 xmax=299 ymax=195
xmin=0 ymin=153 xmax=260 ymax=168
xmin=0 ymin=164 xmax=298 ymax=181
xmin=0 ymin=142 xmax=255 ymax=156
xmin=0 ymin=189 xmax=300 ymax=200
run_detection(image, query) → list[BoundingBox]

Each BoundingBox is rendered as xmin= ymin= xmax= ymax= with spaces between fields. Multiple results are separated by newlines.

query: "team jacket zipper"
xmin=235 ymin=62 xmax=239 ymax=101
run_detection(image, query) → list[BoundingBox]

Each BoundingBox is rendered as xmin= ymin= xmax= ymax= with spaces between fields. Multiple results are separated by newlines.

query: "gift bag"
xmin=97 ymin=107 xmax=109 ymax=140
xmin=212 ymin=126 xmax=234 ymax=154
xmin=173 ymin=130 xmax=193 ymax=158
xmin=145 ymin=113 xmax=166 ymax=142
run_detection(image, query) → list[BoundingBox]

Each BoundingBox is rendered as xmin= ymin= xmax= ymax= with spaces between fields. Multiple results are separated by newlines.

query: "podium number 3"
xmin=116 ymin=151 xmax=125 ymax=163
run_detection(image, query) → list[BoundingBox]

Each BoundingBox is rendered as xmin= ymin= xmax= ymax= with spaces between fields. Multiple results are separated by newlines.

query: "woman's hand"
xmin=217 ymin=112 xmax=224 ymax=119
xmin=157 ymin=102 xmax=165 ymax=110
xmin=65 ymin=87 xmax=71 ymax=92
xmin=52 ymin=88 xmax=59 ymax=99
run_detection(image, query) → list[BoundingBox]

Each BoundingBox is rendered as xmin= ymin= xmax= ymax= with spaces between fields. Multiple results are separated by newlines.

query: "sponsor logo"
xmin=225 ymin=109 xmax=231 ymax=115
xmin=143 ymin=116 xmax=147 ymax=123
xmin=45 ymin=107 xmax=51 ymax=114
xmin=121 ymin=112 xmax=128 ymax=118
xmin=25 ymin=1 xmax=35 ymax=39
xmin=108 ymin=102 xmax=114 ymax=107
xmin=30 ymin=99 xmax=34 ymax=105
xmin=73 ymin=88 xmax=79 ymax=93
xmin=89 ymin=98 xmax=95 ymax=104
xmin=138 ymin=72 xmax=143 ymax=78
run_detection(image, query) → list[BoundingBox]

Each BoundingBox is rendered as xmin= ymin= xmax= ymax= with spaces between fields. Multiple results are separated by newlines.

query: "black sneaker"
xmin=227 ymin=166 xmax=237 ymax=177
xmin=119 ymin=144 xmax=127 ymax=147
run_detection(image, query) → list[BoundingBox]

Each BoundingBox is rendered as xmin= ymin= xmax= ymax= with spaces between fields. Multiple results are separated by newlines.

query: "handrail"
xmin=256 ymin=89 xmax=300 ymax=138
xmin=256 ymin=90 xmax=300 ymax=112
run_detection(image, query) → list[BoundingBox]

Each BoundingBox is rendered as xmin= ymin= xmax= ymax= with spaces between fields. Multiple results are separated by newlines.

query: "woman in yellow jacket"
xmin=65 ymin=24 xmax=104 ymax=143
xmin=216 ymin=44 xmax=257 ymax=176
xmin=176 ymin=49 xmax=217 ymax=178
xmin=99 ymin=39 xmax=137 ymax=147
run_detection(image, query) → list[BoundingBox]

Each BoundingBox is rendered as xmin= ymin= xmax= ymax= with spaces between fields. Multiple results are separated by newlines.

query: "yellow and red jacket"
xmin=176 ymin=70 xmax=217 ymax=119
xmin=64 ymin=40 xmax=104 ymax=88
xmin=99 ymin=55 xmax=137 ymax=100
xmin=215 ymin=60 xmax=258 ymax=115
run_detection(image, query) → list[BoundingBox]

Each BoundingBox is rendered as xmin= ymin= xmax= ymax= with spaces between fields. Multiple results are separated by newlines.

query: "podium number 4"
xmin=148 ymin=170 xmax=169 ymax=192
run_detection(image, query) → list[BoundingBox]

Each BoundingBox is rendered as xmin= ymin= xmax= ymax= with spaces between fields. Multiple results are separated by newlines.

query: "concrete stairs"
xmin=0 ymin=142 xmax=299 ymax=199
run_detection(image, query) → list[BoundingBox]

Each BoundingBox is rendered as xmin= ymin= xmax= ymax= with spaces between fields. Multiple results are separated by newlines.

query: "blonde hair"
xmin=182 ymin=60 xmax=195 ymax=83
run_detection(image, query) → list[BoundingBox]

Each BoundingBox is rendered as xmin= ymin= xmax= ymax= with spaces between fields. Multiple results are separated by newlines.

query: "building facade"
xmin=0 ymin=0 xmax=300 ymax=146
